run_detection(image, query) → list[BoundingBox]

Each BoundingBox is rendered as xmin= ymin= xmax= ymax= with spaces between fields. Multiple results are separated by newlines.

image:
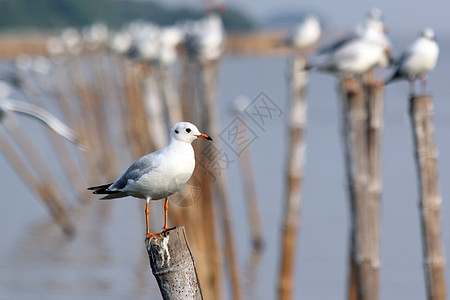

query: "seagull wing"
xmin=2 ymin=99 xmax=86 ymax=150
xmin=318 ymin=33 xmax=358 ymax=55
xmin=108 ymin=151 xmax=164 ymax=192
xmin=385 ymin=49 xmax=414 ymax=84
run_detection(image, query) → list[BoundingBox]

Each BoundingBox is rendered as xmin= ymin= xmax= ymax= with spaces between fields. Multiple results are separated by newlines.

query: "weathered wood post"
xmin=197 ymin=58 xmax=242 ymax=300
xmin=278 ymin=56 xmax=308 ymax=300
xmin=409 ymin=95 xmax=446 ymax=300
xmin=146 ymin=227 xmax=203 ymax=300
xmin=364 ymin=81 xmax=384 ymax=299
xmin=339 ymin=77 xmax=376 ymax=300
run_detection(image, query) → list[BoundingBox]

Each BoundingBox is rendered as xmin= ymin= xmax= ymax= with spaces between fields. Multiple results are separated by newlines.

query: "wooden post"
xmin=364 ymin=82 xmax=384 ymax=299
xmin=409 ymin=95 xmax=446 ymax=300
xmin=339 ymin=77 xmax=375 ymax=300
xmin=198 ymin=59 xmax=242 ymax=300
xmin=278 ymin=56 xmax=308 ymax=300
xmin=146 ymin=227 xmax=203 ymax=300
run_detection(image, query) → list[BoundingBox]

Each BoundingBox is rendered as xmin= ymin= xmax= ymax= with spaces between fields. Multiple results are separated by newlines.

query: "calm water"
xmin=1 ymin=35 xmax=450 ymax=299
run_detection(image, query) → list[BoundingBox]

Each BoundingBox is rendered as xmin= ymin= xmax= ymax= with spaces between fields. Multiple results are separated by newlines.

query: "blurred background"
xmin=0 ymin=0 xmax=449 ymax=299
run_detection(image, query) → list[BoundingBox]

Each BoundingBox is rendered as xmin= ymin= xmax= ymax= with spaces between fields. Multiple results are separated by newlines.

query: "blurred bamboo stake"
xmin=364 ymin=81 xmax=384 ymax=299
xmin=339 ymin=77 xmax=375 ymax=300
xmin=278 ymin=56 xmax=308 ymax=300
xmin=198 ymin=59 xmax=241 ymax=300
xmin=409 ymin=95 xmax=446 ymax=300
xmin=146 ymin=227 xmax=203 ymax=300
xmin=156 ymin=65 xmax=182 ymax=127
xmin=233 ymin=99 xmax=264 ymax=291
xmin=0 ymin=127 xmax=74 ymax=236
xmin=19 ymin=70 xmax=88 ymax=201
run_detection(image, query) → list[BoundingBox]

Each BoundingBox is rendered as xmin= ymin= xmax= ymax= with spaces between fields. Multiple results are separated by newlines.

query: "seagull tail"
xmin=88 ymin=183 xmax=126 ymax=199
xmin=385 ymin=69 xmax=401 ymax=85
xmin=88 ymin=183 xmax=115 ymax=194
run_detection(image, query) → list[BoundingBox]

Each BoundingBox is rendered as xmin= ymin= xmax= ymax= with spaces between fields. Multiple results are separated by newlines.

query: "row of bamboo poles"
xmin=0 ymin=31 xmax=446 ymax=299
xmin=278 ymin=48 xmax=446 ymax=299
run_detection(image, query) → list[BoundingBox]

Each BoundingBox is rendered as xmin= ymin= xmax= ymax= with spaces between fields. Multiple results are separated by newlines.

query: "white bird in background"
xmin=385 ymin=28 xmax=439 ymax=95
xmin=285 ymin=14 xmax=321 ymax=51
xmin=88 ymin=122 xmax=213 ymax=238
xmin=125 ymin=22 xmax=162 ymax=63
xmin=312 ymin=36 xmax=387 ymax=76
xmin=61 ymin=27 xmax=83 ymax=55
xmin=0 ymin=81 xmax=85 ymax=150
xmin=310 ymin=8 xmax=391 ymax=77
xmin=158 ymin=26 xmax=185 ymax=65
xmin=360 ymin=9 xmax=393 ymax=70
xmin=184 ymin=12 xmax=226 ymax=62
xmin=82 ymin=22 xmax=109 ymax=50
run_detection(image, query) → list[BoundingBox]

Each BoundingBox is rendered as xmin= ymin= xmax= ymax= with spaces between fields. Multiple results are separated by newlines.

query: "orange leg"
xmin=145 ymin=199 xmax=159 ymax=238
xmin=162 ymin=198 xmax=175 ymax=233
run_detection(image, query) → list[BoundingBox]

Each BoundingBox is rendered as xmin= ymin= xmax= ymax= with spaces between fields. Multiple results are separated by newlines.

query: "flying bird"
xmin=88 ymin=122 xmax=212 ymax=238
xmin=385 ymin=28 xmax=439 ymax=95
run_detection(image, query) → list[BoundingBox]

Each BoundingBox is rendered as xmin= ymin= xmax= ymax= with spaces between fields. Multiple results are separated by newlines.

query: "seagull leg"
xmin=409 ymin=79 xmax=416 ymax=97
xmin=421 ymin=77 xmax=427 ymax=95
xmin=145 ymin=197 xmax=159 ymax=238
xmin=162 ymin=197 xmax=175 ymax=233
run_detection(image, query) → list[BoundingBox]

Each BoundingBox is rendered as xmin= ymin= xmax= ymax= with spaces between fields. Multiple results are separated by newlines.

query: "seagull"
xmin=311 ymin=36 xmax=387 ymax=76
xmin=184 ymin=12 xmax=226 ymax=62
xmin=88 ymin=122 xmax=212 ymax=238
xmin=284 ymin=15 xmax=321 ymax=51
xmin=385 ymin=28 xmax=439 ymax=95
xmin=315 ymin=8 xmax=392 ymax=76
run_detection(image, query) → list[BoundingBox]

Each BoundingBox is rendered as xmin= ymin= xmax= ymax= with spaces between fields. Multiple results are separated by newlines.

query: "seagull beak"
xmin=196 ymin=133 xmax=213 ymax=141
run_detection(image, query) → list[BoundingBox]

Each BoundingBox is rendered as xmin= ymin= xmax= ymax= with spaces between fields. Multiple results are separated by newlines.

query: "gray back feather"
xmin=109 ymin=153 xmax=161 ymax=191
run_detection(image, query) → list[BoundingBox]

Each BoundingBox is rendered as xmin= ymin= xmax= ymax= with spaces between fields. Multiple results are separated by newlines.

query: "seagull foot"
xmin=146 ymin=232 xmax=161 ymax=239
xmin=161 ymin=226 xmax=177 ymax=236
xmin=367 ymin=80 xmax=384 ymax=88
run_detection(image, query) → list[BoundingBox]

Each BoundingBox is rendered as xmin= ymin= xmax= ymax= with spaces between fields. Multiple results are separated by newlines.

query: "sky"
xmin=157 ymin=0 xmax=450 ymax=36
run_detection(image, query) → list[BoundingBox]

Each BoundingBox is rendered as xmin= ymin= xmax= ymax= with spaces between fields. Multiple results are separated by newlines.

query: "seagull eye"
xmin=175 ymin=129 xmax=179 ymax=134
xmin=185 ymin=128 xmax=191 ymax=133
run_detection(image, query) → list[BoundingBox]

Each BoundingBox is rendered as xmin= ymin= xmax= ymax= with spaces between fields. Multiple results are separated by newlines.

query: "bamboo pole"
xmin=198 ymin=59 xmax=242 ymax=300
xmin=339 ymin=77 xmax=376 ymax=300
xmin=19 ymin=68 xmax=88 ymax=201
xmin=364 ymin=81 xmax=384 ymax=299
xmin=409 ymin=95 xmax=446 ymax=300
xmin=233 ymin=98 xmax=264 ymax=291
xmin=278 ymin=56 xmax=308 ymax=300
xmin=0 ymin=126 xmax=74 ymax=236
xmin=146 ymin=226 xmax=203 ymax=300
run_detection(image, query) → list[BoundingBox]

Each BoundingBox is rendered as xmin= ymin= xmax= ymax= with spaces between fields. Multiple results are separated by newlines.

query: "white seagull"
xmin=316 ymin=8 xmax=392 ymax=75
xmin=385 ymin=28 xmax=439 ymax=95
xmin=311 ymin=35 xmax=387 ymax=75
xmin=88 ymin=122 xmax=212 ymax=238
xmin=285 ymin=14 xmax=321 ymax=51
xmin=184 ymin=12 xmax=226 ymax=62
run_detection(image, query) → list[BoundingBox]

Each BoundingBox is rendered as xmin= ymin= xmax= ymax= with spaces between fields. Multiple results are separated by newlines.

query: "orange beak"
xmin=196 ymin=133 xmax=213 ymax=141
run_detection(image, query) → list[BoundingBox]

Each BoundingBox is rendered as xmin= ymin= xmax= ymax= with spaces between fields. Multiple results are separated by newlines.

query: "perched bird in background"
xmin=284 ymin=15 xmax=321 ymax=51
xmin=310 ymin=35 xmax=388 ymax=76
xmin=88 ymin=122 xmax=213 ymax=238
xmin=184 ymin=12 xmax=226 ymax=62
xmin=314 ymin=8 xmax=392 ymax=76
xmin=385 ymin=28 xmax=439 ymax=95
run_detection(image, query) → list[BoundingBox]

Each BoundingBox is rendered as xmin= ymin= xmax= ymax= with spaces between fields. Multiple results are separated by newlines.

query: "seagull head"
xmin=170 ymin=122 xmax=213 ymax=144
xmin=421 ymin=28 xmax=436 ymax=41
